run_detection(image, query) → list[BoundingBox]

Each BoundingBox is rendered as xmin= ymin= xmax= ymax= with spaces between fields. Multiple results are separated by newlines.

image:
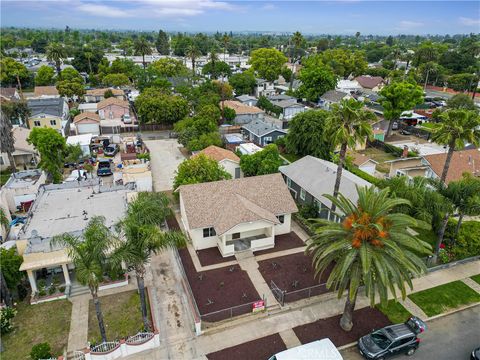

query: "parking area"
xmin=144 ymin=139 xmax=186 ymax=191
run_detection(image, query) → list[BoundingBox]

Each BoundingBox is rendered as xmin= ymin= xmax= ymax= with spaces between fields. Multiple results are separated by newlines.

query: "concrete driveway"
xmin=144 ymin=139 xmax=186 ymax=191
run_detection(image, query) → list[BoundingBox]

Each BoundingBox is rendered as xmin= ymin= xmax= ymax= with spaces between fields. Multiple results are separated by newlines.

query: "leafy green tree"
xmin=155 ymin=30 xmax=170 ymax=55
xmin=71 ymin=47 xmax=105 ymax=74
xmin=288 ymin=31 xmax=305 ymax=91
xmin=0 ymin=248 xmax=23 ymax=292
xmin=285 ymin=109 xmax=334 ymax=159
xmin=240 ymin=144 xmax=283 ymax=176
xmin=46 ymin=42 xmax=67 ymax=75
xmin=27 ymin=127 xmax=66 ymax=183
xmin=446 ymin=93 xmax=477 ymax=111
xmin=379 ymin=81 xmax=424 ymax=137
xmin=35 ymin=65 xmax=55 ymax=86
xmin=0 ymin=109 xmax=16 ymax=172
xmin=328 ymin=99 xmax=375 ymax=212
xmin=113 ymin=192 xmax=186 ymax=330
xmin=135 ymin=88 xmax=189 ymax=124
xmin=56 ymin=79 xmax=85 ymax=99
xmin=52 ymin=216 xmax=114 ymax=343
xmin=307 ymin=186 xmax=431 ymax=331
xmin=103 ymin=89 xmax=114 ymax=99
xmin=249 ymin=48 xmax=288 ymax=81
xmin=202 ymin=61 xmax=231 ymax=80
xmin=309 ymin=49 xmax=367 ymax=79
xmin=64 ymin=144 xmax=83 ymax=165
xmin=173 ymin=154 xmax=231 ymax=190
xmin=58 ymin=67 xmax=83 ymax=82
xmin=30 ymin=343 xmax=52 ymax=360
xmin=297 ymin=65 xmax=336 ymax=102
xmin=0 ymin=57 xmax=30 ymax=88
xmin=134 ymin=38 xmax=153 ymax=70
xmin=187 ymin=131 xmax=223 ymax=151
xmin=447 ymin=73 xmax=477 ymax=92
xmin=224 ymin=107 xmax=236 ymax=123
xmin=118 ymin=39 xmax=133 ymax=57
xmin=149 ymin=58 xmax=189 ymax=78
xmin=186 ymin=44 xmax=201 ymax=77
xmin=432 ymin=110 xmax=480 ymax=183
xmin=102 ymin=73 xmax=130 ymax=87
xmin=228 ymin=72 xmax=256 ymax=95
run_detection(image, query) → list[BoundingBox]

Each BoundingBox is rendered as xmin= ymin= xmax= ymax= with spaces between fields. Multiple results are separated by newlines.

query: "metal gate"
xmin=270 ymin=280 xmax=285 ymax=306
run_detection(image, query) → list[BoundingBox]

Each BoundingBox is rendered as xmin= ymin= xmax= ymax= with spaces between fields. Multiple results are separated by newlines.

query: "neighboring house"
xmin=223 ymin=100 xmax=264 ymax=124
xmin=385 ymin=157 xmax=427 ymax=179
xmin=355 ymin=76 xmax=385 ymax=92
xmin=66 ymin=134 xmax=93 ymax=156
xmin=1 ymin=169 xmax=46 ymax=213
xmin=118 ymin=162 xmax=153 ymax=192
xmin=223 ymin=133 xmax=246 ymax=152
xmin=280 ymin=155 xmax=371 ymax=220
xmin=422 ymin=149 xmax=480 ymax=184
xmin=0 ymin=87 xmax=20 ymax=101
xmin=27 ymin=97 xmax=70 ymax=136
xmin=72 ymin=112 xmax=101 ymax=135
xmin=236 ymin=95 xmax=258 ymax=107
xmin=178 ymin=173 xmax=298 ymax=256
xmin=318 ymin=90 xmax=351 ymax=110
xmin=84 ymin=88 xmax=125 ymax=103
xmin=268 ymin=94 xmax=297 ymax=105
xmin=274 ymin=100 xmax=305 ymax=121
xmin=0 ymin=127 xmax=39 ymax=171
xmin=348 ymin=152 xmax=378 ymax=176
xmin=97 ymin=97 xmax=130 ymax=120
xmin=336 ymin=79 xmax=362 ymax=94
xmin=196 ymin=145 xmax=242 ymax=179
xmin=373 ymin=128 xmax=385 ymax=142
xmin=241 ymin=119 xmax=287 ymax=147
xmin=237 ymin=142 xmax=263 ymax=155
xmin=78 ymin=103 xmax=98 ymax=113
xmin=33 ymin=86 xmax=59 ymax=98
xmin=254 ymin=78 xmax=276 ymax=98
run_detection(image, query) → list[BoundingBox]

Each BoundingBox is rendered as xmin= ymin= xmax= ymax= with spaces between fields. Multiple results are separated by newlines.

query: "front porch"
xmin=26 ymin=263 xmax=72 ymax=303
xmin=218 ymin=226 xmax=275 ymax=257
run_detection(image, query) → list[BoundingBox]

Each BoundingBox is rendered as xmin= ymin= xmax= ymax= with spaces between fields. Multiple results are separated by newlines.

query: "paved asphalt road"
xmin=341 ymin=305 xmax=480 ymax=360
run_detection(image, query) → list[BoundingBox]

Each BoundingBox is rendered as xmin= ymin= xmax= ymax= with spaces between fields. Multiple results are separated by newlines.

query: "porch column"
xmin=27 ymin=270 xmax=38 ymax=293
xmin=62 ymin=264 xmax=71 ymax=285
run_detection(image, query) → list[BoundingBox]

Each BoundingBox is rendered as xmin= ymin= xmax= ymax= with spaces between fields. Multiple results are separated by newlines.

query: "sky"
xmin=1 ymin=0 xmax=479 ymax=35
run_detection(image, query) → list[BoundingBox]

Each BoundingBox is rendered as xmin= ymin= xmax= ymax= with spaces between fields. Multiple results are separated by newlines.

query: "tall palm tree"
xmin=134 ymin=38 xmax=152 ymax=70
xmin=112 ymin=192 xmax=186 ymax=330
xmin=0 ymin=109 xmax=16 ymax=173
xmin=222 ymin=33 xmax=230 ymax=62
xmin=307 ymin=186 xmax=431 ymax=331
xmin=432 ymin=109 xmax=480 ymax=184
xmin=46 ymin=42 xmax=67 ymax=76
xmin=186 ymin=44 xmax=201 ymax=79
xmin=327 ymin=99 xmax=375 ymax=214
xmin=52 ymin=216 xmax=113 ymax=343
xmin=84 ymin=49 xmax=94 ymax=74
xmin=289 ymin=31 xmax=304 ymax=91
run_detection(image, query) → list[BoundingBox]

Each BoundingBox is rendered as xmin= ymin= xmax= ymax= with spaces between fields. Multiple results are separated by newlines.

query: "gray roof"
xmin=268 ymin=94 xmax=296 ymax=102
xmin=279 ymin=155 xmax=372 ymax=208
xmin=4 ymin=169 xmax=43 ymax=189
xmin=242 ymin=119 xmax=287 ymax=137
xmin=320 ymin=90 xmax=349 ymax=103
xmin=27 ymin=97 xmax=65 ymax=117
xmin=236 ymin=94 xmax=257 ymax=102
xmin=274 ymin=100 xmax=303 ymax=109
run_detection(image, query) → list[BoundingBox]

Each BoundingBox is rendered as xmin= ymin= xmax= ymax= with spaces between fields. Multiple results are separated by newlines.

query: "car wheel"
xmin=406 ymin=348 xmax=416 ymax=356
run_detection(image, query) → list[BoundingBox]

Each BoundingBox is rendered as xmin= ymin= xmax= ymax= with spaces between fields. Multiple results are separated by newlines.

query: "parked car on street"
xmin=358 ymin=316 xmax=426 ymax=360
xmin=472 ymin=347 xmax=480 ymax=360
xmin=96 ymin=158 xmax=112 ymax=176
xmin=104 ymin=144 xmax=119 ymax=157
xmin=400 ymin=129 xmax=412 ymax=136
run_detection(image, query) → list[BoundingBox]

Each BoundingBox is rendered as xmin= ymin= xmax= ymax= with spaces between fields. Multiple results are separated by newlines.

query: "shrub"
xmin=48 ymin=285 xmax=57 ymax=295
xmin=137 ymin=152 xmax=150 ymax=161
xmin=37 ymin=279 xmax=47 ymax=288
xmin=451 ymin=221 xmax=480 ymax=260
xmin=298 ymin=202 xmax=318 ymax=219
xmin=59 ymin=285 xmax=66 ymax=293
xmin=1 ymin=307 xmax=17 ymax=335
xmin=348 ymin=166 xmax=382 ymax=186
xmin=30 ymin=343 xmax=52 ymax=360
xmin=38 ymin=289 xmax=47 ymax=297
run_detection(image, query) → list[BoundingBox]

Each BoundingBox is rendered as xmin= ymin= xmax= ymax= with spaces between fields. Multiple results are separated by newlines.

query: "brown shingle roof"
xmin=223 ymin=100 xmax=264 ymax=115
xmin=0 ymin=87 xmax=18 ymax=99
xmin=86 ymin=88 xmax=124 ymax=96
xmin=348 ymin=151 xmax=378 ymax=167
xmin=196 ymin=145 xmax=240 ymax=163
xmin=179 ymin=173 xmax=298 ymax=235
xmin=13 ymin=127 xmax=35 ymax=153
xmin=34 ymin=86 xmax=59 ymax=97
xmin=97 ymin=97 xmax=129 ymax=109
xmin=423 ymin=149 xmax=480 ymax=184
xmin=355 ymin=76 xmax=384 ymax=89
xmin=73 ymin=112 xmax=100 ymax=123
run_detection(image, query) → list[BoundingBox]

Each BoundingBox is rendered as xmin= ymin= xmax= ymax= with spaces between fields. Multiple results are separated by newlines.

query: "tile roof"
xmin=86 ymin=88 xmax=124 ymax=96
xmin=355 ymin=76 xmax=384 ymax=89
xmin=34 ymin=86 xmax=59 ymax=97
xmin=242 ymin=119 xmax=286 ymax=137
xmin=179 ymin=173 xmax=298 ymax=235
xmin=223 ymin=100 xmax=264 ymax=115
xmin=73 ymin=112 xmax=100 ymax=123
xmin=196 ymin=145 xmax=240 ymax=163
xmin=423 ymin=149 xmax=480 ymax=184
xmin=97 ymin=97 xmax=129 ymax=109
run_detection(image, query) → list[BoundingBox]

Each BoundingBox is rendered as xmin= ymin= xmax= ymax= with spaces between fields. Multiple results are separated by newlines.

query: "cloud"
xmin=76 ymin=3 xmax=131 ymax=18
xmin=395 ymin=20 xmax=424 ymax=30
xmin=459 ymin=17 xmax=480 ymax=26
xmin=262 ymin=3 xmax=277 ymax=10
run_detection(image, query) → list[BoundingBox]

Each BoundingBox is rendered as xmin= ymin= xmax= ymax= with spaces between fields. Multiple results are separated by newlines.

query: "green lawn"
xmin=376 ymin=300 xmax=412 ymax=324
xmin=358 ymin=148 xmax=397 ymax=173
xmin=408 ymin=281 xmax=480 ymax=317
xmin=412 ymin=227 xmax=437 ymax=249
xmin=1 ymin=170 xmax=13 ymax=186
xmin=88 ymin=290 xmax=150 ymax=344
xmin=2 ymin=299 xmax=72 ymax=360
xmin=281 ymin=153 xmax=301 ymax=163
xmin=420 ymin=122 xmax=439 ymax=130
xmin=471 ymin=274 xmax=480 ymax=286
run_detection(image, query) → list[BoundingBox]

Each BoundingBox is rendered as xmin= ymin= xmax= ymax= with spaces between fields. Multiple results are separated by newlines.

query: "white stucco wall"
xmin=274 ymin=213 xmax=291 ymax=235
xmin=219 ymin=159 xmax=242 ymax=179
xmin=359 ymin=163 xmax=376 ymax=176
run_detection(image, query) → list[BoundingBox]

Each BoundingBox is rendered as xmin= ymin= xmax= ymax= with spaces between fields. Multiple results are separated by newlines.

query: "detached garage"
xmin=67 ymin=134 xmax=93 ymax=156
xmin=73 ymin=112 xmax=100 ymax=135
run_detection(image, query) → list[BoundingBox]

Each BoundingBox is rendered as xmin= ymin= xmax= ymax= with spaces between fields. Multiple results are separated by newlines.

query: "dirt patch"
xmin=258 ymin=252 xmax=332 ymax=303
xmin=206 ymin=333 xmax=287 ymax=360
xmin=166 ymin=215 xmax=181 ymax=231
xmin=178 ymin=248 xmax=260 ymax=322
xmin=293 ymin=307 xmax=391 ymax=347
xmin=254 ymin=232 xmax=305 ymax=256
xmin=196 ymin=247 xmax=236 ymax=267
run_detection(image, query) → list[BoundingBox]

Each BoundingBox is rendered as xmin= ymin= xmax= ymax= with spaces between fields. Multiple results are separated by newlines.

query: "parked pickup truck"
xmin=96 ymin=159 xmax=112 ymax=176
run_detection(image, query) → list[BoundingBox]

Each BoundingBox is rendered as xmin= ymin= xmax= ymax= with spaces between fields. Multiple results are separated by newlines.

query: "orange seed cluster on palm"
xmin=344 ymin=212 xmax=390 ymax=249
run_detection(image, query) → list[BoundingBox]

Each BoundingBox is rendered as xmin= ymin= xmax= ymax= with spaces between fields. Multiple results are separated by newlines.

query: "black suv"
xmin=358 ymin=317 xmax=426 ymax=360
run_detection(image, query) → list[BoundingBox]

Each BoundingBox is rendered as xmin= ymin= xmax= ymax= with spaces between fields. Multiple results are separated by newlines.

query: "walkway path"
xmin=400 ymin=298 xmax=428 ymax=319
xmin=462 ymin=277 xmax=480 ymax=294
xmin=67 ymin=295 xmax=90 ymax=352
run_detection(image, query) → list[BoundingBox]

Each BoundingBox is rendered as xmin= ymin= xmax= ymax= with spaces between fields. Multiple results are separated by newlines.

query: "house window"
xmin=34 ymin=120 xmax=41 ymax=127
xmin=50 ymin=120 xmax=57 ymax=126
xmin=263 ymin=136 xmax=272 ymax=145
xmin=277 ymin=215 xmax=285 ymax=224
xmin=300 ymin=188 xmax=306 ymax=201
xmin=287 ymin=178 xmax=292 ymax=188
xmin=232 ymin=233 xmax=241 ymax=240
xmin=203 ymin=227 xmax=216 ymax=238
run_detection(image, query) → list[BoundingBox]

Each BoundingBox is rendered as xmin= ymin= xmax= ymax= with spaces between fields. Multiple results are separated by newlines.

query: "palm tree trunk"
xmin=136 ymin=270 xmax=150 ymax=331
xmin=331 ymin=142 xmax=347 ymax=215
xmin=434 ymin=213 xmax=450 ymax=261
xmin=440 ymin=140 xmax=455 ymax=184
xmin=423 ymin=69 xmax=430 ymax=90
xmin=0 ymin=270 xmax=12 ymax=307
xmin=386 ymin=117 xmax=395 ymax=138
xmin=453 ymin=212 xmax=464 ymax=242
xmin=7 ymin=151 xmax=16 ymax=173
xmin=142 ymin=54 xmax=146 ymax=70
xmin=340 ymin=290 xmax=357 ymax=331
xmin=92 ymin=291 xmax=107 ymax=343
xmin=56 ymin=61 xmax=61 ymax=76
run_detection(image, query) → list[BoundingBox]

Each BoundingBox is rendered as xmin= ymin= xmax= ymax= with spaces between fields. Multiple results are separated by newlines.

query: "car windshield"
xmin=98 ymin=161 xmax=110 ymax=168
xmin=371 ymin=331 xmax=392 ymax=350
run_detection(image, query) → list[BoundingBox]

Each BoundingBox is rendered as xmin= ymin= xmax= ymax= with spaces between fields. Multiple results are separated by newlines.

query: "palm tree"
xmin=327 ymin=99 xmax=375 ymax=214
xmin=186 ymin=44 xmax=201 ymax=79
xmin=222 ymin=33 xmax=230 ymax=62
xmin=289 ymin=31 xmax=304 ymax=91
xmin=0 ymin=109 xmax=16 ymax=173
xmin=112 ymin=192 xmax=186 ymax=330
xmin=432 ymin=110 xmax=480 ymax=184
xmin=52 ymin=216 xmax=113 ymax=343
xmin=307 ymin=186 xmax=431 ymax=331
xmin=0 ymin=208 xmax=12 ymax=307
xmin=84 ymin=49 xmax=93 ymax=74
xmin=134 ymin=38 xmax=152 ymax=70
xmin=46 ymin=42 xmax=67 ymax=76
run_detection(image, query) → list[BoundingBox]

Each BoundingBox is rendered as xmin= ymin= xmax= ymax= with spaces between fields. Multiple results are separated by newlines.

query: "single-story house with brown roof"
xmin=0 ymin=127 xmax=39 ymax=171
xmin=178 ymin=173 xmax=298 ymax=256
xmin=223 ymin=100 xmax=264 ymax=125
xmin=84 ymin=88 xmax=124 ymax=103
xmin=422 ymin=149 xmax=480 ymax=184
xmin=0 ymin=87 xmax=20 ymax=101
xmin=194 ymin=145 xmax=242 ymax=179
xmin=97 ymin=98 xmax=130 ymax=120
xmin=33 ymin=86 xmax=59 ymax=98
xmin=355 ymin=76 xmax=385 ymax=92
xmin=348 ymin=151 xmax=379 ymax=176
xmin=73 ymin=112 xmax=101 ymax=135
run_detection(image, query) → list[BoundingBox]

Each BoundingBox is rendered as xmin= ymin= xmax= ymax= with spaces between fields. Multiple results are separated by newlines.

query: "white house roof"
xmin=66 ymin=134 xmax=94 ymax=147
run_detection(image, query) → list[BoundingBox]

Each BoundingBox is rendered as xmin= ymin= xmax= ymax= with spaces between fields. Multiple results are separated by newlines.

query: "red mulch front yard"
xmin=178 ymin=248 xmax=261 ymax=322
xmin=254 ymin=232 xmax=305 ymax=256
xmin=293 ymin=307 xmax=392 ymax=347
xmin=206 ymin=333 xmax=287 ymax=360
xmin=258 ymin=252 xmax=332 ymax=302
xmin=196 ymin=247 xmax=236 ymax=267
